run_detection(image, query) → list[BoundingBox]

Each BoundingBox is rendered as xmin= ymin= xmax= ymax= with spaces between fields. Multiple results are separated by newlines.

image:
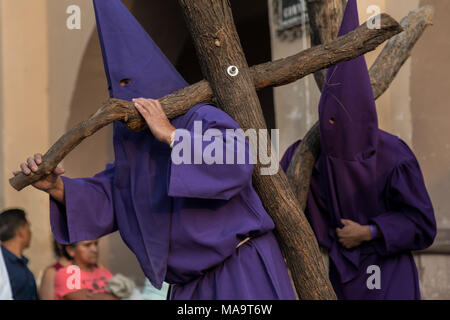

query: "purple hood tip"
xmin=93 ymin=0 xmax=189 ymax=102
xmin=318 ymin=0 xmax=378 ymax=160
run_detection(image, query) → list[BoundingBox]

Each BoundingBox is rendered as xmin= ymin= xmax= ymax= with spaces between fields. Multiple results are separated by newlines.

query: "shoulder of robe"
xmin=192 ymin=103 xmax=240 ymax=129
xmin=378 ymin=129 xmax=418 ymax=169
xmin=172 ymin=103 xmax=206 ymax=129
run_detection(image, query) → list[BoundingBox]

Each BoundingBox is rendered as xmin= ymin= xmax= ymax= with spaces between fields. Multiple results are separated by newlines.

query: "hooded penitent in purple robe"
xmin=281 ymin=0 xmax=436 ymax=300
xmin=49 ymin=0 xmax=295 ymax=300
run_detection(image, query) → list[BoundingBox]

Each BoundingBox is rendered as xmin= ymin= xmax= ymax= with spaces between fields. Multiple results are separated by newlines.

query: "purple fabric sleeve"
xmin=369 ymin=225 xmax=380 ymax=240
xmin=168 ymin=106 xmax=253 ymax=201
xmin=370 ymin=157 xmax=436 ymax=256
xmin=49 ymin=165 xmax=118 ymax=245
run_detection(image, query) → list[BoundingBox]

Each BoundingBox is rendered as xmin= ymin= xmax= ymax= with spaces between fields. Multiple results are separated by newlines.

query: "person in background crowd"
xmin=0 ymin=238 xmax=12 ymax=300
xmin=0 ymin=209 xmax=38 ymax=300
xmin=39 ymin=238 xmax=72 ymax=300
xmin=54 ymin=239 xmax=118 ymax=300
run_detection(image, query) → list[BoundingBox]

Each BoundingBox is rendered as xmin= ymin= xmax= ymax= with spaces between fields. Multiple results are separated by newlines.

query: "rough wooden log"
xmin=9 ymin=13 xmax=401 ymax=192
xmin=252 ymin=13 xmax=399 ymax=89
xmin=306 ymin=0 xmax=346 ymax=90
xmin=287 ymin=6 xmax=434 ymax=214
xmin=286 ymin=122 xmax=320 ymax=211
xmin=370 ymin=5 xmax=434 ymax=99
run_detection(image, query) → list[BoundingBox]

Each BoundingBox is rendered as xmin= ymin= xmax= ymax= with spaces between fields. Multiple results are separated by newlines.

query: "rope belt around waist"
xmin=236 ymin=237 xmax=252 ymax=248
xmin=236 ymin=231 xmax=271 ymax=249
xmin=169 ymin=234 xmax=267 ymax=296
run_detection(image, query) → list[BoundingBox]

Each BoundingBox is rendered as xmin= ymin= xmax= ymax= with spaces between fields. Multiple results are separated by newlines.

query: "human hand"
xmin=13 ymin=153 xmax=65 ymax=197
xmin=132 ymin=98 xmax=175 ymax=145
xmin=336 ymin=219 xmax=372 ymax=249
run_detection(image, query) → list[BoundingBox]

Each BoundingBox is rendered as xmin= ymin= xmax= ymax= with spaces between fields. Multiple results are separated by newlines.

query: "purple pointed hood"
xmin=93 ymin=0 xmax=188 ymax=100
xmin=93 ymin=0 xmax=190 ymax=288
xmin=319 ymin=0 xmax=378 ymax=160
xmin=317 ymin=0 xmax=380 ymax=284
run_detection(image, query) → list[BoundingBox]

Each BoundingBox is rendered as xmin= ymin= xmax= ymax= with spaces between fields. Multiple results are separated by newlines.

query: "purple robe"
xmin=50 ymin=0 xmax=295 ymax=300
xmin=280 ymin=0 xmax=436 ymax=300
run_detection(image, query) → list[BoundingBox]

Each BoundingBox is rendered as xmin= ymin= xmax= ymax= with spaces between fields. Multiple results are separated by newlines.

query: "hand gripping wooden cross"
xmin=9 ymin=0 xmax=433 ymax=299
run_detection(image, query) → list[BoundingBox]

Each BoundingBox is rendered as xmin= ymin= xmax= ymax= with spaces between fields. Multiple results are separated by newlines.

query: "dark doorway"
xmin=128 ymin=0 xmax=275 ymax=130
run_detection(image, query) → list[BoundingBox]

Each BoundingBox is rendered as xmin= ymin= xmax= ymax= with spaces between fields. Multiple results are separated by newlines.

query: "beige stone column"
xmin=410 ymin=0 xmax=450 ymax=300
xmin=47 ymin=0 xmax=97 ymax=147
xmin=384 ymin=0 xmax=419 ymax=145
xmin=46 ymin=0 xmax=112 ymax=276
xmin=0 ymin=0 xmax=51 ymax=279
xmin=0 ymin=0 xmax=4 ymax=210
xmin=359 ymin=0 xmax=420 ymax=144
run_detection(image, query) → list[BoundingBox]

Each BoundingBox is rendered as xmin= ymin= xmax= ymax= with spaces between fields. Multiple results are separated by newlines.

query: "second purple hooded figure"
xmin=281 ymin=0 xmax=436 ymax=299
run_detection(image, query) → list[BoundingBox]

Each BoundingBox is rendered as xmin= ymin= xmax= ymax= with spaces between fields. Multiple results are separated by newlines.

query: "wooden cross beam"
xmin=306 ymin=0 xmax=347 ymax=90
xmin=9 ymin=2 xmax=404 ymax=299
xmin=10 ymin=13 xmax=400 ymax=191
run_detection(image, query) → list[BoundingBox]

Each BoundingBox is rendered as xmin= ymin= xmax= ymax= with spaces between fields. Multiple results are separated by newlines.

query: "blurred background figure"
xmin=38 ymin=237 xmax=72 ymax=300
xmin=0 ymin=209 xmax=38 ymax=300
xmin=54 ymin=239 xmax=137 ymax=300
xmin=0 ymin=240 xmax=12 ymax=300
xmin=54 ymin=239 xmax=116 ymax=300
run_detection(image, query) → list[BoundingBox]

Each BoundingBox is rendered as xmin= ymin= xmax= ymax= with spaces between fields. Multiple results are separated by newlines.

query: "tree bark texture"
xmin=306 ymin=0 xmax=346 ymax=90
xmin=370 ymin=5 xmax=434 ymax=99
